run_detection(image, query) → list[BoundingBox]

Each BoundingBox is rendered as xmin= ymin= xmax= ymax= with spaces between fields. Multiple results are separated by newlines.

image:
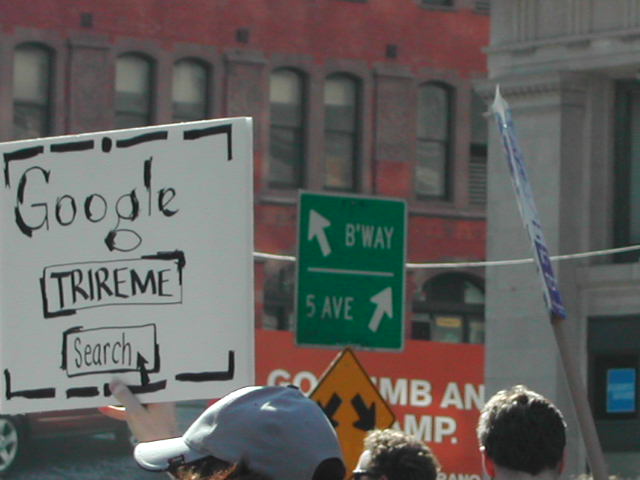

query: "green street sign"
xmin=296 ymin=192 xmax=406 ymax=350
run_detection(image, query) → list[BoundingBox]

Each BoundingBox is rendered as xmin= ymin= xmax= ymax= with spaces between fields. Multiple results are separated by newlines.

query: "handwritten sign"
xmin=0 ymin=118 xmax=255 ymax=413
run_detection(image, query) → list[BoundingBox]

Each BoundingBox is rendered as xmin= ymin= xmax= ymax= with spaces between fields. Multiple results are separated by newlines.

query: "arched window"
xmin=172 ymin=59 xmax=209 ymax=122
xmin=412 ymin=273 xmax=484 ymax=344
xmin=263 ymin=265 xmax=295 ymax=331
xmin=13 ymin=43 xmax=52 ymax=140
xmin=324 ymin=74 xmax=360 ymax=191
xmin=469 ymin=91 xmax=488 ymax=206
xmin=416 ymin=82 xmax=453 ymax=199
xmin=115 ymin=53 xmax=153 ymax=128
xmin=269 ymin=69 xmax=305 ymax=188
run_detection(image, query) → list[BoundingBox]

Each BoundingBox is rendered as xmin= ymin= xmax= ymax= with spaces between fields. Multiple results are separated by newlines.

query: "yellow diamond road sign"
xmin=310 ymin=348 xmax=395 ymax=472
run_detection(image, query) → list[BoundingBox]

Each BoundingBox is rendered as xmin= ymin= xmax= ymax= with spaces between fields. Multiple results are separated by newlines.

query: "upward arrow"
xmin=308 ymin=210 xmax=331 ymax=257
xmin=369 ymin=287 xmax=393 ymax=332
xmin=137 ymin=353 xmax=150 ymax=386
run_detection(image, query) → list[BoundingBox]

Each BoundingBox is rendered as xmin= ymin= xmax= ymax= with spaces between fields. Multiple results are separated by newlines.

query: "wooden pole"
xmin=552 ymin=316 xmax=609 ymax=480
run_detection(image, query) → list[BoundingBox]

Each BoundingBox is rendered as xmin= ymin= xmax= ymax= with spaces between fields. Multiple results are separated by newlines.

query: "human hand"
xmin=99 ymin=379 xmax=179 ymax=443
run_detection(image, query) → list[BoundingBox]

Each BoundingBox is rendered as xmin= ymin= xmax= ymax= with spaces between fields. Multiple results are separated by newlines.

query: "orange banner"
xmin=256 ymin=329 xmax=485 ymax=480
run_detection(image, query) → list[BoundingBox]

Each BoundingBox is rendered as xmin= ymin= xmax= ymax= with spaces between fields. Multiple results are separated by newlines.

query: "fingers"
xmin=110 ymin=379 xmax=148 ymax=417
xmin=147 ymin=403 xmax=179 ymax=437
xmin=98 ymin=405 xmax=128 ymax=421
xmin=104 ymin=379 xmax=179 ymax=442
xmin=98 ymin=380 xmax=138 ymax=421
xmin=106 ymin=380 xmax=156 ymax=442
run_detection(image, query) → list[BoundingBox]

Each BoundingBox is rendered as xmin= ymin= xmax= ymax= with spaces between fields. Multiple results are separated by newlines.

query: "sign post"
xmin=310 ymin=348 xmax=395 ymax=472
xmin=296 ymin=192 xmax=406 ymax=349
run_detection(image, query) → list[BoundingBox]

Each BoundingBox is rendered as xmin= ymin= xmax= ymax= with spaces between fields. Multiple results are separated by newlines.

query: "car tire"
xmin=0 ymin=415 xmax=25 ymax=475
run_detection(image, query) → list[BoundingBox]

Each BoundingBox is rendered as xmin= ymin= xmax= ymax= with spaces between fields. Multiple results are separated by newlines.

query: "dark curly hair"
xmin=172 ymin=459 xmax=273 ymax=480
xmin=172 ymin=456 xmax=343 ymax=480
xmin=362 ymin=429 xmax=440 ymax=480
xmin=477 ymin=385 xmax=566 ymax=475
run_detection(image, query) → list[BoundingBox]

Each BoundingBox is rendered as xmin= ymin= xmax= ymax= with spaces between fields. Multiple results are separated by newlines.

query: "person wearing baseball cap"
xmin=102 ymin=382 xmax=345 ymax=480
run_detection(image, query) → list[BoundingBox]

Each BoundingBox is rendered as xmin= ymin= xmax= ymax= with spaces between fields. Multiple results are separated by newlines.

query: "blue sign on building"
xmin=607 ymin=368 xmax=636 ymax=414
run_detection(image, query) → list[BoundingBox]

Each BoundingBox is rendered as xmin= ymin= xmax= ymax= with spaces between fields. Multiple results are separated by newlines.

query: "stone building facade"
xmin=483 ymin=0 xmax=640 ymax=476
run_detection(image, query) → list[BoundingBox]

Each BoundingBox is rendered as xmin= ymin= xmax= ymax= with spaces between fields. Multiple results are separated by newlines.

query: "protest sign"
xmin=491 ymin=87 xmax=566 ymax=320
xmin=0 ymin=118 xmax=255 ymax=413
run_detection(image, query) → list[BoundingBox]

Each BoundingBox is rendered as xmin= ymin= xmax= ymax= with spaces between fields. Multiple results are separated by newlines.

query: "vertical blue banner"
xmin=492 ymin=86 xmax=567 ymax=320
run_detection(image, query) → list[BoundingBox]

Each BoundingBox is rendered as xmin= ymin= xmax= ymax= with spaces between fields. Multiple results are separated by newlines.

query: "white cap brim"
xmin=134 ymin=436 xmax=208 ymax=471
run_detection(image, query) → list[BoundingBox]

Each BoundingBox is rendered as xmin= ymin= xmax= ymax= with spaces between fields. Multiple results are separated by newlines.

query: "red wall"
xmin=2 ymin=0 xmax=488 ymax=75
xmin=1 ymin=0 xmax=489 ymax=328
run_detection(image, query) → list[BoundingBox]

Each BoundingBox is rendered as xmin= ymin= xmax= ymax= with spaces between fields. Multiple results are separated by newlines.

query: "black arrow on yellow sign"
xmin=309 ymin=348 xmax=396 ymax=473
xmin=318 ymin=392 xmax=342 ymax=428
xmin=351 ymin=394 xmax=376 ymax=431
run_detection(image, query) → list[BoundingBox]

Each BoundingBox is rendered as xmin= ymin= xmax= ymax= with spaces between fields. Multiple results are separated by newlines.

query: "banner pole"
xmin=552 ymin=316 xmax=609 ymax=480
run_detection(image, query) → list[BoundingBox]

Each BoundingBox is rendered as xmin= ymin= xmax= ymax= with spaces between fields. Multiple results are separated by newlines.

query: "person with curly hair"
xmin=352 ymin=429 xmax=440 ymax=480
xmin=477 ymin=385 xmax=567 ymax=480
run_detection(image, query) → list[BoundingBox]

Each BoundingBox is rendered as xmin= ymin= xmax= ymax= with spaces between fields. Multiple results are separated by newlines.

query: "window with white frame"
xmin=416 ymin=82 xmax=453 ymax=200
xmin=115 ymin=53 xmax=153 ymax=128
xmin=324 ymin=74 xmax=360 ymax=191
xmin=469 ymin=91 xmax=488 ymax=206
xmin=13 ymin=43 xmax=52 ymax=140
xmin=172 ymin=59 xmax=209 ymax=123
xmin=269 ymin=68 xmax=306 ymax=188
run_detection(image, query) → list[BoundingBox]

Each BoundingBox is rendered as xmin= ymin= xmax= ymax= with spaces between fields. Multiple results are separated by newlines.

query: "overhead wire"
xmin=253 ymin=244 xmax=640 ymax=269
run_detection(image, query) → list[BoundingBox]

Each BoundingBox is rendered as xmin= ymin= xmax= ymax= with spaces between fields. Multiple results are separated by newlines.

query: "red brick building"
xmin=0 ymin=0 xmax=489 ymax=344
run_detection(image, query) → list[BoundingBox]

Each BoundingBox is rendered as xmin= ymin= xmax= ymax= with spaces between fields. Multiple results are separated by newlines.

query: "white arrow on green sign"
xmin=309 ymin=210 xmax=332 ymax=257
xmin=296 ymin=192 xmax=406 ymax=350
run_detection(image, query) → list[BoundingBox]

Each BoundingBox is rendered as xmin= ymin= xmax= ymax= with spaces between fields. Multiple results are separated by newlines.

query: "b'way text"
xmin=345 ymin=224 xmax=394 ymax=249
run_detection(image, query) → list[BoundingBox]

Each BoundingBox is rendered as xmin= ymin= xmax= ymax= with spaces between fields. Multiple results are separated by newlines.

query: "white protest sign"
xmin=491 ymin=87 xmax=566 ymax=321
xmin=0 ymin=118 xmax=255 ymax=414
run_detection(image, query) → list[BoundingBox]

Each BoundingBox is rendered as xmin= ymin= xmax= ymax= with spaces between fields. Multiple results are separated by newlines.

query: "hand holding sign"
xmin=99 ymin=379 xmax=178 ymax=442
